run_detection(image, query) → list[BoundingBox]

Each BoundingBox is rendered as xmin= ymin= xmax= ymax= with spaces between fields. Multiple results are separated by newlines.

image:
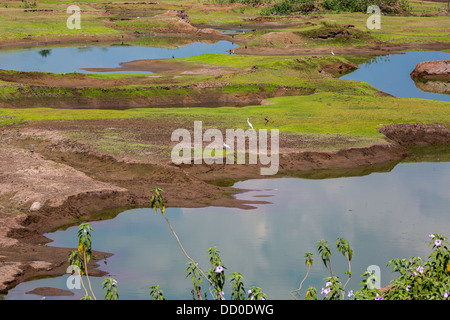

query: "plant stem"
xmin=328 ymin=258 xmax=334 ymax=278
xmin=161 ymin=210 xmax=224 ymax=300
xmin=343 ymin=253 xmax=352 ymax=290
xmin=290 ymin=263 xmax=310 ymax=300
xmin=83 ymin=250 xmax=96 ymax=300
xmin=79 ymin=272 xmax=89 ymax=298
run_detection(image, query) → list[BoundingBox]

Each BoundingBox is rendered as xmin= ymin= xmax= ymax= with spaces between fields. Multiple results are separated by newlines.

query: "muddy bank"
xmin=2 ymin=119 xmax=448 ymax=295
xmin=80 ymin=58 xmax=238 ymax=74
xmin=379 ymin=123 xmax=450 ymax=146
xmin=410 ymin=59 xmax=450 ymax=95
xmin=234 ymin=41 xmax=450 ymax=56
xmin=0 ymin=34 xmax=140 ymax=51
xmin=410 ymin=59 xmax=450 ymax=81
xmin=0 ymin=83 xmax=313 ymax=110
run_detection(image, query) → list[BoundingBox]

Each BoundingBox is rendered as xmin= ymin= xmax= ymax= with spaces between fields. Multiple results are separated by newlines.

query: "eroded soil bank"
xmin=0 ymin=119 xmax=449 ymax=295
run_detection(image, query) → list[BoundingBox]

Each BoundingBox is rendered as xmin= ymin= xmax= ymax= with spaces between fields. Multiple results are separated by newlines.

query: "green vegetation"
xmin=0 ymin=50 xmax=447 ymax=154
xmin=0 ymin=4 xmax=121 ymax=42
xmin=322 ymin=0 xmax=411 ymax=13
xmin=0 ymin=48 xmax=448 ymax=148
xmin=148 ymin=189 xmax=450 ymax=300
xmin=68 ymin=223 xmax=119 ymax=300
xmin=0 ymin=0 xmax=447 ymax=47
xmin=260 ymin=0 xmax=412 ymax=15
xmin=0 ymin=0 xmax=448 ymax=302
xmin=68 ymin=189 xmax=450 ymax=300
xmin=2 ymin=91 xmax=448 ymax=139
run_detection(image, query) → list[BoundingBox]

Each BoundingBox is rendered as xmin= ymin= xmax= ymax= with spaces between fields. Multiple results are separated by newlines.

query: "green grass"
xmin=0 ymin=53 xmax=381 ymax=103
xmin=0 ymin=3 xmax=122 ymax=42
xmin=245 ymin=93 xmax=449 ymax=137
xmin=0 ymin=0 xmax=447 ymax=47
xmin=320 ymin=13 xmax=450 ymax=44
xmin=0 ymin=1 xmax=448 ymax=152
xmin=183 ymin=54 xmax=382 ymax=96
xmin=2 ymin=52 xmax=443 ymax=141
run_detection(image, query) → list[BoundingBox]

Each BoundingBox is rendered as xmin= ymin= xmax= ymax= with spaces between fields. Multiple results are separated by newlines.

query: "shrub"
xmin=261 ymin=0 xmax=319 ymax=15
xmin=68 ymin=188 xmax=449 ymax=300
xmin=262 ymin=0 xmax=411 ymax=15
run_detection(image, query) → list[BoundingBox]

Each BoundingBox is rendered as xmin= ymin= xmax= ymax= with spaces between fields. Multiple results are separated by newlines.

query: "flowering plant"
xmin=70 ymin=188 xmax=449 ymax=301
xmin=384 ymin=233 xmax=450 ymax=300
xmin=294 ymin=233 xmax=449 ymax=300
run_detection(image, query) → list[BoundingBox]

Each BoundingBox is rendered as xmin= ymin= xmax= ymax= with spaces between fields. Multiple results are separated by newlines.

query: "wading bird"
xmin=247 ymin=117 xmax=254 ymax=130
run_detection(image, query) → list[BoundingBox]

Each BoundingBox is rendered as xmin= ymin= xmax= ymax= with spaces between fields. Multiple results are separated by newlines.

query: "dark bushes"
xmin=260 ymin=0 xmax=411 ymax=15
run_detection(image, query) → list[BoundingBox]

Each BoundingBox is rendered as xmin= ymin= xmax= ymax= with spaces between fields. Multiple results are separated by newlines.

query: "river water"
xmin=341 ymin=50 xmax=450 ymax=102
xmin=0 ymin=40 xmax=238 ymax=73
xmin=1 ymin=43 xmax=449 ymax=300
xmin=3 ymin=160 xmax=449 ymax=300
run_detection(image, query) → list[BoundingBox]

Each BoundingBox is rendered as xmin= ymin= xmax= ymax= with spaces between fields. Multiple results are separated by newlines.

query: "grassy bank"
xmin=2 ymin=91 xmax=448 ymax=143
xmin=0 ymin=0 xmax=448 ymax=154
xmin=0 ymin=0 xmax=448 ymax=47
xmin=0 ymin=49 xmax=448 ymax=149
xmin=0 ymin=53 xmax=373 ymax=106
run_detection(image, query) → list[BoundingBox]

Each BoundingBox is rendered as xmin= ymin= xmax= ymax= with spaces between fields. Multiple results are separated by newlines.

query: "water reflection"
xmin=341 ymin=51 xmax=450 ymax=102
xmin=0 ymin=40 xmax=238 ymax=74
xmin=412 ymin=79 xmax=449 ymax=96
xmin=37 ymin=49 xmax=51 ymax=58
xmin=3 ymin=161 xmax=449 ymax=300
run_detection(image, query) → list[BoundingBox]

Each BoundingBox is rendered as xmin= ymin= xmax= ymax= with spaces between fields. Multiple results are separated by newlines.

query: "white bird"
xmin=331 ymin=50 xmax=335 ymax=56
xmin=223 ymin=143 xmax=231 ymax=149
xmin=247 ymin=117 xmax=254 ymax=130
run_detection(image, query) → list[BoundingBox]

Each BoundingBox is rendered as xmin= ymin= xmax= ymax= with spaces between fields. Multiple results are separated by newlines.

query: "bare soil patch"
xmin=81 ymin=58 xmax=239 ymax=75
xmin=379 ymin=123 xmax=450 ymax=146
xmin=410 ymin=59 xmax=450 ymax=81
xmin=26 ymin=287 xmax=74 ymax=297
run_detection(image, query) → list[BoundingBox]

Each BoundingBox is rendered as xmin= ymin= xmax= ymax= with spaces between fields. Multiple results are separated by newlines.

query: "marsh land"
xmin=0 ymin=0 xmax=448 ymax=298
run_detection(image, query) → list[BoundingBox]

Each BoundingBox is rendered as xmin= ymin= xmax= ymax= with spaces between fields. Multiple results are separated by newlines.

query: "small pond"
xmin=341 ymin=50 xmax=450 ymax=102
xmin=0 ymin=40 xmax=238 ymax=74
xmin=3 ymin=160 xmax=449 ymax=300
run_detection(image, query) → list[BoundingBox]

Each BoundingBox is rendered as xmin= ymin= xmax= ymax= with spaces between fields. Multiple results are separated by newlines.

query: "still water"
xmin=4 ymin=160 xmax=449 ymax=300
xmin=341 ymin=50 xmax=450 ymax=102
xmin=0 ymin=40 xmax=238 ymax=74
xmin=0 ymin=42 xmax=448 ymax=300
